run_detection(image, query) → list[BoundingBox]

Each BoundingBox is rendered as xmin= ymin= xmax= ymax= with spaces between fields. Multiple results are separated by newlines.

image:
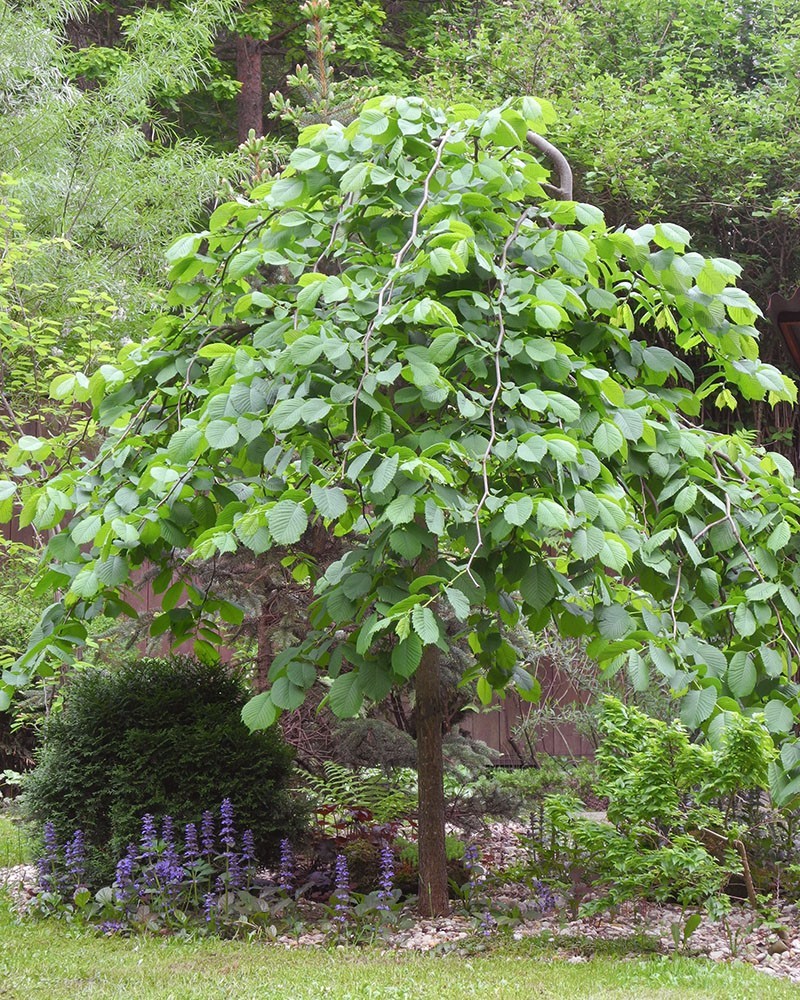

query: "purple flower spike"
xmin=37 ymin=820 xmax=60 ymax=893
xmin=202 ymin=891 xmax=216 ymax=922
xmin=140 ymin=814 xmax=157 ymax=855
xmin=183 ymin=823 xmax=199 ymax=863
xmin=220 ymin=798 xmax=235 ymax=848
xmin=242 ymin=829 xmax=256 ymax=864
xmin=200 ymin=810 xmax=215 ymax=857
xmin=114 ymin=846 xmax=135 ymax=888
xmin=377 ymin=841 xmax=394 ymax=912
xmin=278 ymin=838 xmax=293 ymax=894
xmin=65 ymin=829 xmax=86 ymax=885
xmin=333 ymin=853 xmax=350 ymax=926
xmin=161 ymin=815 xmax=175 ymax=849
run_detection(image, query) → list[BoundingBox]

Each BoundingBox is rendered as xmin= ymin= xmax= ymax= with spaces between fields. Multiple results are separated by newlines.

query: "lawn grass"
xmin=0 ymin=903 xmax=797 ymax=1000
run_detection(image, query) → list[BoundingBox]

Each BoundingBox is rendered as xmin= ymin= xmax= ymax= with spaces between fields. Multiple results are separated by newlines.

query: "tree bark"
xmin=415 ymin=643 xmax=450 ymax=917
xmin=236 ymin=35 xmax=264 ymax=143
xmin=253 ymin=598 xmax=273 ymax=693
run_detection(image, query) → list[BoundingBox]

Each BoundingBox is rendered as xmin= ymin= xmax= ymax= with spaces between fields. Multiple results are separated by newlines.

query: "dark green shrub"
xmin=22 ymin=657 xmax=303 ymax=884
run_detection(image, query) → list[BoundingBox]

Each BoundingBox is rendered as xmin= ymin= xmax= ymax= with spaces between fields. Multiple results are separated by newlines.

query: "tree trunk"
xmin=415 ymin=643 xmax=450 ymax=917
xmin=253 ymin=598 xmax=273 ymax=693
xmin=236 ymin=35 xmax=263 ymax=143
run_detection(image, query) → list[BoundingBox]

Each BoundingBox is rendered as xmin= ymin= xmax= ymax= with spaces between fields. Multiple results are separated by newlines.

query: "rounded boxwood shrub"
xmin=23 ymin=656 xmax=303 ymax=884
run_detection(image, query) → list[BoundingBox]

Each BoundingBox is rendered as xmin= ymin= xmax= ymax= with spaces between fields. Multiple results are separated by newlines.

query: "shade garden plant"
xmin=21 ymin=657 xmax=303 ymax=885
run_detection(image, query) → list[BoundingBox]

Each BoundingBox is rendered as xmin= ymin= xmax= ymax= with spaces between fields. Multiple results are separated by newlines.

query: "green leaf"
xmin=592 ymin=422 xmax=624 ymax=457
xmin=205 ymin=420 xmax=240 ymax=450
xmin=727 ymin=651 xmax=757 ymax=697
xmin=760 ymin=646 xmax=785 ymax=679
xmin=680 ymin=687 xmax=717 ymax=729
xmin=168 ymin=427 xmax=203 ymax=464
xmin=268 ymin=500 xmax=308 ymax=544
xmin=445 ymin=587 xmax=471 ymax=620
xmin=385 ymin=494 xmax=415 ymax=525
xmin=227 ymin=250 xmax=262 ymax=281
xmin=674 ymin=484 xmax=697 ymax=513
xmin=424 ymin=499 xmax=445 ymax=536
xmin=519 ymin=564 xmax=556 ymax=611
xmin=329 ymin=672 xmax=363 ymax=717
xmin=536 ymin=499 xmax=570 ymax=531
xmin=270 ymin=676 xmax=306 ymax=711
xmin=392 ymin=635 xmax=422 ymax=677
xmin=310 ymin=484 xmax=348 ymax=519
xmin=764 ymin=699 xmax=794 ymax=734
xmin=71 ymin=514 xmax=102 ymax=546
xmin=504 ymin=496 xmax=533 ymax=527
xmin=411 ymin=605 xmax=439 ymax=644
xmin=359 ymin=662 xmax=394 ymax=701
xmin=241 ymin=691 xmax=277 ymax=730
xmin=767 ymin=521 xmax=791 ymax=553
xmin=597 ymin=604 xmax=634 ymax=640
xmin=626 ymin=651 xmax=649 ymax=692
xmin=372 ymin=453 xmax=399 ymax=493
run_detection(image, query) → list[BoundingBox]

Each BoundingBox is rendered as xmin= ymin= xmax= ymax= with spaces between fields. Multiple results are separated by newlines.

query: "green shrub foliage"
xmin=23 ymin=657 xmax=302 ymax=883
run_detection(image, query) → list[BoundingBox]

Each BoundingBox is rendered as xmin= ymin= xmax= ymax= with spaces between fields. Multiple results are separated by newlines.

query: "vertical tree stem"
xmin=415 ymin=643 xmax=450 ymax=917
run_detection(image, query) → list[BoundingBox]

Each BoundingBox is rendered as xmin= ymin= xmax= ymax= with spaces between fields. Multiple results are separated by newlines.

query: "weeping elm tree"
xmin=6 ymin=97 xmax=800 ymax=916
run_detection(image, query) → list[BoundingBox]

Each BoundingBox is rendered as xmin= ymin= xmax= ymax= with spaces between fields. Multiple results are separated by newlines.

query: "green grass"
xmin=0 ymin=812 xmax=31 ymax=866
xmin=0 ymin=904 xmax=798 ymax=1000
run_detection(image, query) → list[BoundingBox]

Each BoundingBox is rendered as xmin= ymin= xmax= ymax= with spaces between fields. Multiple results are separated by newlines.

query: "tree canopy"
xmin=4 ymin=94 xmax=800 ymax=780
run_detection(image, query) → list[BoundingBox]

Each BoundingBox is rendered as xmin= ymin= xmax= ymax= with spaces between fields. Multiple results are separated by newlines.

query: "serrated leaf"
xmin=764 ymin=699 xmax=794 ymax=734
xmin=504 ymin=496 xmax=533 ymax=526
xmin=760 ymin=646 xmax=785 ymax=679
xmin=727 ymin=651 xmax=756 ymax=698
xmin=392 ymin=635 xmax=422 ymax=677
xmin=627 ymin=651 xmax=649 ymax=692
xmin=270 ymin=676 xmax=306 ymax=710
xmin=536 ymin=499 xmax=570 ymax=531
xmin=227 ymin=250 xmax=262 ymax=281
xmin=597 ymin=604 xmax=634 ymax=640
xmin=71 ymin=514 xmax=102 ymax=546
xmin=205 ymin=420 xmax=240 ymax=450
xmin=445 ymin=587 xmax=471 ymax=620
xmin=311 ymin=484 xmax=348 ymax=519
xmin=424 ymin=499 xmax=445 ymax=536
xmin=385 ymin=494 xmax=415 ymax=525
xmin=519 ymin=563 xmax=556 ymax=611
xmin=168 ymin=427 xmax=203 ymax=464
xmin=241 ymin=692 xmax=277 ymax=730
xmin=268 ymin=500 xmax=308 ymax=544
xmin=411 ymin=605 xmax=439 ymax=644
xmin=359 ymin=661 xmax=394 ymax=701
xmin=674 ymin=484 xmax=697 ymax=513
xmin=571 ymin=525 xmax=605 ymax=560
xmin=767 ymin=521 xmax=791 ymax=553
xmin=372 ymin=453 xmax=399 ymax=493
xmin=328 ymin=672 xmax=364 ymax=717
xmin=592 ymin=422 xmax=624 ymax=457
xmin=733 ymin=603 xmax=757 ymax=638
xmin=680 ymin=687 xmax=717 ymax=729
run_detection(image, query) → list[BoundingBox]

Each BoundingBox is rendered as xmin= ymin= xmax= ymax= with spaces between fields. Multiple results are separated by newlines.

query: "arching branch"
xmin=527 ymin=130 xmax=573 ymax=201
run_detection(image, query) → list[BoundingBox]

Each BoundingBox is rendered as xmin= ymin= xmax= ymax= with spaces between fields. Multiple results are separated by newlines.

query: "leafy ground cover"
xmin=0 ymin=901 xmax=796 ymax=1000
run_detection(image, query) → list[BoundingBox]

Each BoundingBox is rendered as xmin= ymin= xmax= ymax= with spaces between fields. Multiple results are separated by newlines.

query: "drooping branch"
xmin=527 ymin=130 xmax=573 ymax=201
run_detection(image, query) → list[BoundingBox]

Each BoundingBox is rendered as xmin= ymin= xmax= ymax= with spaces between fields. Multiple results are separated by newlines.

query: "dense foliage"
xmin=544 ymin=697 xmax=775 ymax=914
xmin=23 ymin=657 xmax=302 ymax=883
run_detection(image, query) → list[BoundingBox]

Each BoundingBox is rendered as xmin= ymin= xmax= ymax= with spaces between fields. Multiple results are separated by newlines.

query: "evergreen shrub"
xmin=23 ymin=657 xmax=303 ymax=884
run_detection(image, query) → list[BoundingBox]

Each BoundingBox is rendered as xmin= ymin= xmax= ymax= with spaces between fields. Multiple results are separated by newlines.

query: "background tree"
xmin=5 ymin=97 xmax=800 ymax=914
